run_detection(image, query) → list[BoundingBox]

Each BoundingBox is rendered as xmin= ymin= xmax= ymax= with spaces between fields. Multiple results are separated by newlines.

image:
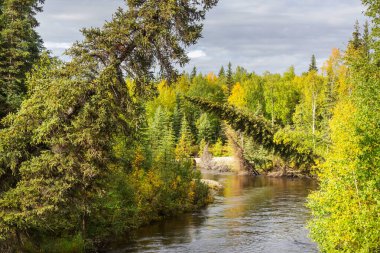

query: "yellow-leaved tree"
xmin=228 ymin=82 xmax=247 ymax=109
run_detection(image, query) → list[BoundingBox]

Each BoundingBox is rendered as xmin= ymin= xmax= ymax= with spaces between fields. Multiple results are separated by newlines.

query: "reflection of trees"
xmin=223 ymin=176 xmax=273 ymax=220
xmin=220 ymin=176 xmax=319 ymax=245
xmin=111 ymin=209 xmax=209 ymax=252
xmin=222 ymin=176 xmax=318 ymax=222
xmin=113 ymin=175 xmax=318 ymax=252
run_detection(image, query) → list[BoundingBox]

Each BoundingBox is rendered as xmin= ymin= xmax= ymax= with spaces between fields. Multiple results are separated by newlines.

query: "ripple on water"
xmin=106 ymin=174 xmax=319 ymax=253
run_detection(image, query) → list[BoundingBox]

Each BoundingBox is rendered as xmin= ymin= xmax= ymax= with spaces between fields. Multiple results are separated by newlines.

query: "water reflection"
xmin=106 ymin=173 xmax=319 ymax=253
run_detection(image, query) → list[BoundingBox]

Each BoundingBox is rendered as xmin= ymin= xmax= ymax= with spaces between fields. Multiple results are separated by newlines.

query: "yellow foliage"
xmin=328 ymin=99 xmax=360 ymax=161
xmin=228 ymin=82 xmax=247 ymax=109
xmin=132 ymin=146 xmax=145 ymax=170
xmin=174 ymin=75 xmax=191 ymax=93
xmin=322 ymin=48 xmax=342 ymax=78
xmin=206 ymin=72 xmax=218 ymax=83
xmin=157 ymin=80 xmax=176 ymax=109
xmin=322 ymin=48 xmax=352 ymax=98
xmin=175 ymin=136 xmax=192 ymax=159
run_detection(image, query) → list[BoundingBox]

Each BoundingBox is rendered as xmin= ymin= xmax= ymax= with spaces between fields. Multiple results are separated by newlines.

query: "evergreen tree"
xmin=172 ymin=94 xmax=183 ymax=140
xmin=226 ymin=62 xmax=234 ymax=91
xmin=362 ymin=0 xmax=380 ymax=60
xmin=175 ymin=115 xmax=194 ymax=159
xmin=308 ymin=54 xmax=318 ymax=72
xmin=363 ymin=20 xmax=370 ymax=58
xmin=187 ymin=96 xmax=318 ymax=167
xmin=0 ymin=0 xmax=44 ymax=119
xmin=150 ymin=106 xmax=168 ymax=154
xmin=190 ymin=66 xmax=197 ymax=80
xmin=350 ymin=20 xmax=362 ymax=50
xmin=211 ymin=138 xmax=224 ymax=157
xmin=0 ymin=0 xmax=218 ymax=245
xmin=160 ymin=125 xmax=176 ymax=162
xmin=149 ymin=107 xmax=175 ymax=162
xmin=196 ymin=113 xmax=213 ymax=142
xmin=218 ymin=66 xmax=225 ymax=78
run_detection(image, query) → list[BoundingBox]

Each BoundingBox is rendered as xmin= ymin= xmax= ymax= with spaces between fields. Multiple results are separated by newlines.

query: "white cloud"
xmin=188 ymin=50 xmax=207 ymax=59
xmin=44 ymin=42 xmax=72 ymax=50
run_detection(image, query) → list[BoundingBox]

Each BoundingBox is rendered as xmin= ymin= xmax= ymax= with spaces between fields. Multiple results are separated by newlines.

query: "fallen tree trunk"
xmin=186 ymin=96 xmax=319 ymax=168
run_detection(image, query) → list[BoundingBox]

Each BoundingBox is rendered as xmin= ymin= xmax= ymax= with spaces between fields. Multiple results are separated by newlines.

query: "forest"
xmin=0 ymin=0 xmax=379 ymax=252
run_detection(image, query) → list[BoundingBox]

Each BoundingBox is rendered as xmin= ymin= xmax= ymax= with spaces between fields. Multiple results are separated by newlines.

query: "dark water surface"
xmin=107 ymin=173 xmax=319 ymax=253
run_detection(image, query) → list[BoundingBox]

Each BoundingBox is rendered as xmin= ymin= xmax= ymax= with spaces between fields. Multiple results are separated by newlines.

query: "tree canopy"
xmin=0 ymin=0 xmax=44 ymax=118
xmin=0 ymin=0 xmax=218 ymax=249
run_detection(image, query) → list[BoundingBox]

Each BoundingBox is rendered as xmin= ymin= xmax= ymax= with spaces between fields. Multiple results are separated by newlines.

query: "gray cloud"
xmin=36 ymin=0 xmax=123 ymax=56
xmin=189 ymin=0 xmax=366 ymax=74
xmin=36 ymin=0 xmax=366 ymax=74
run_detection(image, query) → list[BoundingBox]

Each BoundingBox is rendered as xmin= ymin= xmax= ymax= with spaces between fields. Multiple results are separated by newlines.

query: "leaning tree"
xmin=0 ymin=0 xmax=218 ymax=244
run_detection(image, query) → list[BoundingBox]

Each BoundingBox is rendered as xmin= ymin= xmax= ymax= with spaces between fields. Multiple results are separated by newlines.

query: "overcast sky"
xmin=36 ymin=0 xmax=367 ymax=74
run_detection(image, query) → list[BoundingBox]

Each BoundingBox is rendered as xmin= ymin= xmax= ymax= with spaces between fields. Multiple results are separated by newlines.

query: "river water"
xmin=107 ymin=173 xmax=319 ymax=253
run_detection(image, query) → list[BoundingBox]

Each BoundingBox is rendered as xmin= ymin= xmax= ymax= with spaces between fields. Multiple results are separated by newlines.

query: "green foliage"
xmin=243 ymin=73 xmax=266 ymax=114
xmin=173 ymin=94 xmax=184 ymax=139
xmin=39 ymin=234 xmax=85 ymax=253
xmin=243 ymin=137 xmax=272 ymax=171
xmin=309 ymin=54 xmax=318 ymax=72
xmin=190 ymin=67 xmax=197 ymax=80
xmin=362 ymin=0 xmax=380 ymax=59
xmin=1 ymin=0 xmax=379 ymax=252
xmin=218 ymin=66 xmax=225 ymax=78
xmin=226 ymin=62 xmax=234 ymax=92
xmin=308 ymin=7 xmax=380 ymax=251
xmin=211 ymin=138 xmax=224 ymax=157
xmin=263 ymin=70 xmax=299 ymax=125
xmin=175 ymin=115 xmax=194 ymax=159
xmin=196 ymin=113 xmax=213 ymax=142
xmin=149 ymin=106 xmax=176 ymax=162
xmin=187 ymin=74 xmax=225 ymax=102
xmin=0 ymin=0 xmax=218 ymax=250
xmin=186 ymin=96 xmax=318 ymax=168
xmin=0 ymin=0 xmax=44 ymax=118
xmin=196 ymin=112 xmax=221 ymax=144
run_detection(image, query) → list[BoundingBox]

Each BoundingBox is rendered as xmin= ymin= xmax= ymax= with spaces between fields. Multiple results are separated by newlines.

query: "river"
xmin=106 ymin=172 xmax=319 ymax=253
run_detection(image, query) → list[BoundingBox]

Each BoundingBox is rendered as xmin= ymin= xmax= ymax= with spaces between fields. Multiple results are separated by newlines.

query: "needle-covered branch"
xmin=186 ymin=96 xmax=318 ymax=168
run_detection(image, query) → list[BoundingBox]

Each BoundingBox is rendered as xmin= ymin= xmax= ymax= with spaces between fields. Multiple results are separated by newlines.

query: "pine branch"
xmin=185 ymin=96 xmax=318 ymax=168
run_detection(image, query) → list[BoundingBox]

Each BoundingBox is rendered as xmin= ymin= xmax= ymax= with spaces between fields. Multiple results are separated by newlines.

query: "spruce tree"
xmin=190 ymin=66 xmax=197 ymax=80
xmin=172 ymin=95 xmax=183 ymax=140
xmin=350 ymin=20 xmax=362 ymax=50
xmin=0 ymin=0 xmax=44 ymax=119
xmin=226 ymin=62 xmax=234 ymax=91
xmin=218 ymin=66 xmax=225 ymax=78
xmin=363 ymin=21 xmax=370 ymax=58
xmin=186 ymin=96 xmax=318 ymax=167
xmin=196 ymin=113 xmax=213 ymax=142
xmin=150 ymin=106 xmax=169 ymax=154
xmin=175 ymin=115 xmax=194 ymax=159
xmin=149 ymin=106 xmax=175 ymax=161
xmin=308 ymin=54 xmax=318 ymax=72
xmin=159 ymin=125 xmax=176 ymax=162
xmin=0 ymin=0 xmax=218 ymax=244
xmin=362 ymin=0 xmax=380 ymax=60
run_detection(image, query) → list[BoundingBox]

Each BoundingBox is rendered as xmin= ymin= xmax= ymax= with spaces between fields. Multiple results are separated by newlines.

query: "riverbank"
xmin=104 ymin=172 xmax=319 ymax=253
xmin=1 ymin=163 xmax=213 ymax=253
xmin=196 ymin=156 xmax=315 ymax=179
